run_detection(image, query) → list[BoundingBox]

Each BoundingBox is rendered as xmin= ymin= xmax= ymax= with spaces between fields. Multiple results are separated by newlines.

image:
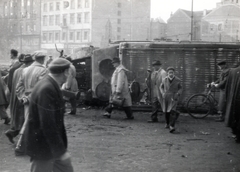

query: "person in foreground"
xmin=160 ymin=67 xmax=182 ymax=133
xmin=24 ymin=58 xmax=74 ymax=172
xmin=103 ymin=57 xmax=134 ymax=120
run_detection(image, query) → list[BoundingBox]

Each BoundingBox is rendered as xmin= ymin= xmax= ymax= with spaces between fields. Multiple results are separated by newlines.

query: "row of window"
xmin=43 ymin=12 xmax=90 ymax=26
xmin=43 ymin=0 xmax=89 ymax=12
xmin=42 ymin=30 xmax=90 ymax=43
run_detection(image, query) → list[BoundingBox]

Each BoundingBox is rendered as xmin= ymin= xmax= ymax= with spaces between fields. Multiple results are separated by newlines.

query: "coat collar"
xmin=31 ymin=61 xmax=45 ymax=68
xmin=46 ymin=75 xmax=62 ymax=97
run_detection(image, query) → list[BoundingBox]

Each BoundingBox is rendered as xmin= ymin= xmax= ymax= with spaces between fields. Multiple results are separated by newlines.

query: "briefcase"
xmin=110 ymin=94 xmax=125 ymax=107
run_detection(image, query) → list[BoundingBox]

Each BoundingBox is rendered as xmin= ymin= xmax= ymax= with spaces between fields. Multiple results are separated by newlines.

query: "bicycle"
xmin=186 ymin=84 xmax=218 ymax=119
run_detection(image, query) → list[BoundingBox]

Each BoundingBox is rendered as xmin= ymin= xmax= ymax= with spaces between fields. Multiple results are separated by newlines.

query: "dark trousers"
xmin=105 ymin=104 xmax=133 ymax=118
xmin=165 ymin=111 xmax=179 ymax=127
xmin=69 ymin=98 xmax=77 ymax=113
xmin=151 ymin=97 xmax=162 ymax=120
xmin=6 ymin=129 xmax=19 ymax=138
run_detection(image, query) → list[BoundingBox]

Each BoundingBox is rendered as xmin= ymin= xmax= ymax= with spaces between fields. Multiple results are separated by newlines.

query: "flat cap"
xmin=217 ymin=60 xmax=226 ymax=66
xmin=167 ymin=66 xmax=175 ymax=71
xmin=152 ymin=60 xmax=162 ymax=66
xmin=32 ymin=50 xmax=47 ymax=60
xmin=48 ymin=58 xmax=71 ymax=74
xmin=111 ymin=57 xmax=120 ymax=64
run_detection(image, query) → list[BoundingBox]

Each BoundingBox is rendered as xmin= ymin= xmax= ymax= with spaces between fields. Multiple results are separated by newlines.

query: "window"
xmin=83 ymin=30 xmax=89 ymax=41
xmin=118 ymin=11 xmax=121 ymax=16
xmin=43 ymin=33 xmax=47 ymax=42
xmin=118 ymin=3 xmax=121 ymax=8
xmin=43 ymin=3 xmax=47 ymax=12
xmin=218 ymin=23 xmax=223 ymax=31
xmin=71 ymin=0 xmax=75 ymax=9
xmin=4 ymin=2 xmax=8 ymax=16
xmin=63 ymin=14 xmax=67 ymax=26
xmin=43 ymin=15 xmax=48 ymax=26
xmin=70 ymin=13 xmax=75 ymax=24
xmin=22 ymin=0 xmax=24 ymax=7
xmin=55 ymin=15 xmax=60 ymax=25
xmin=69 ymin=31 xmax=74 ymax=41
xmin=77 ymin=0 xmax=81 ymax=8
xmin=84 ymin=12 xmax=90 ymax=23
xmin=85 ymin=0 xmax=89 ymax=8
xmin=117 ymin=27 xmax=121 ymax=32
xmin=49 ymin=15 xmax=54 ymax=26
xmin=117 ymin=35 xmax=121 ymax=40
xmin=77 ymin=13 xmax=82 ymax=23
xmin=49 ymin=2 xmax=53 ymax=11
xmin=117 ymin=19 xmax=121 ymax=24
xmin=56 ymin=2 xmax=60 ymax=10
xmin=55 ymin=32 xmax=60 ymax=41
xmin=49 ymin=33 xmax=53 ymax=42
xmin=27 ymin=0 xmax=30 ymax=6
xmin=33 ymin=25 xmax=36 ymax=31
xmin=62 ymin=32 xmax=66 ymax=41
xmin=76 ymin=31 xmax=81 ymax=41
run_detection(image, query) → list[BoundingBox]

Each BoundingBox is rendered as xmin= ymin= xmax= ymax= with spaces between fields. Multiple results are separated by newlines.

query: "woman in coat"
xmin=160 ymin=67 xmax=182 ymax=133
xmin=103 ymin=57 xmax=134 ymax=119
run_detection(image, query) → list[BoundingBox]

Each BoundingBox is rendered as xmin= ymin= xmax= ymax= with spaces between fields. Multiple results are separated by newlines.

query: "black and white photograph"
xmin=0 ymin=0 xmax=240 ymax=171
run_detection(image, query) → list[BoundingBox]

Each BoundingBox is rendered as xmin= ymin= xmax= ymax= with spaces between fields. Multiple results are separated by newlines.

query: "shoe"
xmin=103 ymin=112 xmax=111 ymax=118
xmin=15 ymin=147 xmax=25 ymax=156
xmin=147 ymin=119 xmax=158 ymax=123
xmin=165 ymin=124 xmax=169 ymax=129
xmin=4 ymin=117 xmax=10 ymax=125
xmin=169 ymin=126 xmax=175 ymax=133
xmin=124 ymin=116 xmax=134 ymax=120
xmin=5 ymin=131 xmax=14 ymax=144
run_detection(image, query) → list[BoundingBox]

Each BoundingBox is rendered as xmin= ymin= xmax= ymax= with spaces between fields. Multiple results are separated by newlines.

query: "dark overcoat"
xmin=225 ymin=66 xmax=240 ymax=130
xmin=24 ymin=75 xmax=68 ymax=160
xmin=0 ymin=71 xmax=9 ymax=106
xmin=160 ymin=76 xmax=182 ymax=113
xmin=9 ymin=65 xmax=26 ymax=130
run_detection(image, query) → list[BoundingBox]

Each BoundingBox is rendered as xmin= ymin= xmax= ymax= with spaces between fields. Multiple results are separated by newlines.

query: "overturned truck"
xmin=73 ymin=41 xmax=240 ymax=111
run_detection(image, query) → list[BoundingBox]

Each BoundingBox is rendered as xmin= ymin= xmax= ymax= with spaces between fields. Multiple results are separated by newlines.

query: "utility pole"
xmin=191 ymin=0 xmax=193 ymax=41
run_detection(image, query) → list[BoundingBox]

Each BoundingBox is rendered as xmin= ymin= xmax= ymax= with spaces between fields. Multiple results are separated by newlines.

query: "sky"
xmin=151 ymin=0 xmax=221 ymax=22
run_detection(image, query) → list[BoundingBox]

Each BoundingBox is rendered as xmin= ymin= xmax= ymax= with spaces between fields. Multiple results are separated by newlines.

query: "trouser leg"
xmin=151 ymin=97 xmax=159 ymax=120
xmin=170 ymin=111 xmax=179 ymax=127
xmin=6 ymin=129 xmax=19 ymax=138
xmin=165 ymin=112 xmax=170 ymax=125
xmin=53 ymin=157 xmax=74 ymax=172
xmin=31 ymin=158 xmax=54 ymax=172
xmin=123 ymin=106 xmax=133 ymax=118
xmin=69 ymin=98 xmax=77 ymax=114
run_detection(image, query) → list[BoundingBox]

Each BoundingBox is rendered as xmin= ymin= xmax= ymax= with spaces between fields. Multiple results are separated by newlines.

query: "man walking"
xmin=160 ymin=67 xmax=182 ymax=133
xmin=147 ymin=60 xmax=167 ymax=123
xmin=15 ymin=51 xmax=48 ymax=155
xmin=211 ymin=60 xmax=230 ymax=122
xmin=24 ymin=58 xmax=74 ymax=172
xmin=5 ymin=54 xmax=34 ymax=144
xmin=103 ymin=57 xmax=134 ymax=119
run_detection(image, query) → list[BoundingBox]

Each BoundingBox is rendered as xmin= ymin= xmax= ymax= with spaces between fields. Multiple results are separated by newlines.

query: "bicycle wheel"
xmin=186 ymin=94 xmax=212 ymax=119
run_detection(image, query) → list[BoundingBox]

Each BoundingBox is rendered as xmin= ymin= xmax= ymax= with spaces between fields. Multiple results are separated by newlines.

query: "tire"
xmin=186 ymin=94 xmax=212 ymax=119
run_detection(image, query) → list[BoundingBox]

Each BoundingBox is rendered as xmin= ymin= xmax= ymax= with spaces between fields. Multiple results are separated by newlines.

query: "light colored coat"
xmin=16 ymin=61 xmax=48 ymax=102
xmin=111 ymin=64 xmax=132 ymax=107
xmin=150 ymin=68 xmax=167 ymax=102
xmin=160 ymin=76 xmax=182 ymax=112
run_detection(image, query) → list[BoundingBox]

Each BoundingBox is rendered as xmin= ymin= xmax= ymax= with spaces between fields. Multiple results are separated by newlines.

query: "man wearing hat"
xmin=5 ymin=54 xmax=34 ymax=144
xmin=147 ymin=60 xmax=167 ymax=123
xmin=23 ymin=58 xmax=74 ymax=172
xmin=210 ymin=60 xmax=230 ymax=122
xmin=103 ymin=57 xmax=134 ymax=119
xmin=160 ymin=67 xmax=182 ymax=133
xmin=15 ymin=51 xmax=48 ymax=155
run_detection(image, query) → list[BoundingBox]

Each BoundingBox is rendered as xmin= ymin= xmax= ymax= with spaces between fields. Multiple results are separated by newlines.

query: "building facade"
xmin=0 ymin=0 xmax=41 ymax=56
xmin=166 ymin=9 xmax=211 ymax=41
xmin=41 ymin=0 xmax=151 ymax=58
xmin=149 ymin=17 xmax=166 ymax=40
xmin=201 ymin=4 xmax=240 ymax=42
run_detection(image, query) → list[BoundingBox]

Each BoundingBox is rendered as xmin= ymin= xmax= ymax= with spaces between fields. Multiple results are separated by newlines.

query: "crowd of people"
xmin=1 ymin=48 xmax=240 ymax=171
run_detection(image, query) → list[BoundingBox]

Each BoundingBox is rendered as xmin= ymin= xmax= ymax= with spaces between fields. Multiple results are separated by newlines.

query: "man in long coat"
xmin=224 ymin=64 xmax=240 ymax=143
xmin=15 ymin=51 xmax=48 ymax=155
xmin=0 ymin=70 xmax=10 ymax=124
xmin=5 ymin=55 xmax=34 ymax=144
xmin=160 ymin=67 xmax=182 ymax=133
xmin=103 ymin=57 xmax=134 ymax=119
xmin=147 ymin=60 xmax=167 ymax=122
xmin=211 ymin=60 xmax=230 ymax=122
xmin=24 ymin=58 xmax=73 ymax=172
